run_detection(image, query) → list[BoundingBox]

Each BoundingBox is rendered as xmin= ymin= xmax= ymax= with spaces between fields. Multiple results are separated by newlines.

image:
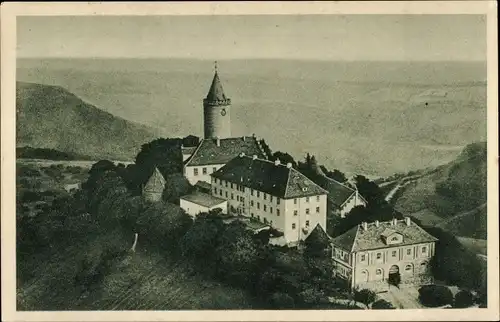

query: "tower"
xmin=142 ymin=167 xmax=166 ymax=203
xmin=203 ymin=61 xmax=231 ymax=139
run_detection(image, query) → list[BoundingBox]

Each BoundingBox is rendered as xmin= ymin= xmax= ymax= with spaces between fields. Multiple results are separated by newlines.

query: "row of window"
xmin=360 ymin=246 xmax=428 ymax=262
xmin=251 ymin=214 xmax=311 ymax=230
xmin=365 ymin=263 xmax=424 ymax=277
xmin=193 ymin=167 xmax=217 ymax=176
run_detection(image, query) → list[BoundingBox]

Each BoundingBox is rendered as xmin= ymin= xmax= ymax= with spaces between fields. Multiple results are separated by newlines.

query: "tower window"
xmin=294 ymin=210 xmax=298 ymax=216
xmin=316 ymin=206 xmax=320 ymax=213
xmin=305 ymin=208 xmax=310 ymax=215
xmin=194 ymin=168 xmax=199 ymax=176
xmin=294 ymin=198 xmax=297 ymax=204
xmin=306 ymin=197 xmax=310 ymax=203
xmin=292 ymin=223 xmax=296 ymax=229
xmin=202 ymin=167 xmax=207 ymax=175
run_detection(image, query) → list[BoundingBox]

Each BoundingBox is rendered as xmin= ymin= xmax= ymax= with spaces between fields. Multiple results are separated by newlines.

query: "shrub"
xmin=354 ymin=288 xmax=376 ymax=306
xmin=269 ymin=292 xmax=295 ymax=309
xmin=418 ymin=285 xmax=453 ymax=307
xmin=371 ymin=299 xmax=395 ymax=309
xmin=454 ymin=290 xmax=474 ymax=308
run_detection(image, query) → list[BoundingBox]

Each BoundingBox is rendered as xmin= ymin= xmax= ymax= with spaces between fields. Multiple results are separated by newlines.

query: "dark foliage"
xmin=371 ymin=299 xmax=395 ymax=309
xmin=453 ymin=290 xmax=474 ymax=308
xmin=182 ymin=135 xmax=200 ymax=147
xmin=320 ymin=166 xmax=347 ymax=183
xmin=418 ymin=285 xmax=454 ymax=307
xmin=269 ymin=151 xmax=297 ymax=168
xmin=354 ymin=288 xmax=376 ymax=306
xmin=17 ymin=146 xmax=92 ymax=161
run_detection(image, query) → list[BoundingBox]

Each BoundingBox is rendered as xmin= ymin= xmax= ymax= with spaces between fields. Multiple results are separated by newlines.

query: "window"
xmin=316 ymin=206 xmax=320 ymax=213
xmin=257 ymin=202 xmax=260 ymax=209
xmin=294 ymin=198 xmax=297 ymax=204
xmin=361 ymin=254 xmax=366 ymax=261
xmin=251 ymin=189 xmax=254 ymax=196
xmin=407 ymin=249 xmax=411 ymax=255
xmin=270 ymin=196 xmax=273 ymax=202
xmin=305 ymin=220 xmax=310 ymax=227
xmin=194 ymin=168 xmax=199 ymax=176
xmin=213 ymin=167 xmax=217 ymax=173
xmin=257 ymin=191 xmax=260 ymax=197
xmin=214 ymin=178 xmax=217 ymax=184
xmin=251 ymin=200 xmax=254 ymax=207
xmin=305 ymin=208 xmax=310 ymax=215
xmin=376 ymin=269 xmax=382 ymax=275
xmin=264 ymin=218 xmax=268 ymax=224
xmin=241 ymin=197 xmax=245 ymax=203
xmin=225 ymin=191 xmax=228 ymax=198
xmin=277 ymin=198 xmax=280 ymax=205
xmin=270 ymin=207 xmax=273 ymax=214
xmin=264 ymin=205 xmax=267 ymax=212
xmin=219 ymin=190 xmax=222 ymax=197
xmin=292 ymin=223 xmax=296 ymax=229
xmin=251 ymin=213 xmax=254 ymax=217
xmin=231 ymin=193 xmax=234 ymax=200
xmin=294 ymin=210 xmax=298 ymax=216
xmin=236 ymin=196 xmax=239 ymax=201
xmin=392 ymin=251 xmax=397 ymax=257
xmin=391 ymin=236 xmax=398 ymax=241
xmin=270 ymin=220 xmax=273 ymax=225
xmin=306 ymin=197 xmax=310 ymax=203
xmin=376 ymin=253 xmax=382 ymax=259
xmin=405 ymin=264 xmax=413 ymax=271
xmin=225 ymin=181 xmax=228 ymax=187
xmin=421 ymin=246 xmax=427 ymax=253
xmin=231 ymin=183 xmax=234 ymax=189
xmin=316 ymin=196 xmax=320 ymax=202
xmin=257 ymin=216 xmax=260 ymax=221
xmin=202 ymin=167 xmax=207 ymax=175
xmin=264 ymin=194 xmax=267 ymax=200
xmin=214 ymin=188 xmax=217 ymax=194
xmin=277 ymin=209 xmax=280 ymax=216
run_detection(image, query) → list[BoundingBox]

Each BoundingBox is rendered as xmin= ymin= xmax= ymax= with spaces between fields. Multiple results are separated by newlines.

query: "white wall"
xmin=339 ymin=191 xmax=367 ymax=218
xmin=184 ymin=163 xmax=225 ymax=185
xmin=283 ymin=194 xmax=327 ymax=244
xmin=180 ymin=198 xmax=227 ymax=218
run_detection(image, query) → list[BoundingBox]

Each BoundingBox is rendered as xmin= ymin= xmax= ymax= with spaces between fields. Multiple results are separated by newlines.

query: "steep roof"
xmin=321 ymin=177 xmax=357 ymax=207
xmin=143 ymin=167 xmax=166 ymax=193
xmin=332 ymin=219 xmax=438 ymax=252
xmin=211 ymin=155 xmax=328 ymax=199
xmin=180 ymin=191 xmax=226 ymax=208
xmin=185 ymin=137 xmax=267 ymax=166
xmin=181 ymin=146 xmax=197 ymax=155
xmin=205 ymin=72 xmax=230 ymax=103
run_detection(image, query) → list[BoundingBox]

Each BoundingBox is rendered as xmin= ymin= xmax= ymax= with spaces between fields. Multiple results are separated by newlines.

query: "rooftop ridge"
xmin=324 ymin=175 xmax=356 ymax=192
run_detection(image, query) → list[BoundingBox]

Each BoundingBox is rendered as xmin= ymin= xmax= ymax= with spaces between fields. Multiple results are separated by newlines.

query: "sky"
xmin=17 ymin=15 xmax=486 ymax=61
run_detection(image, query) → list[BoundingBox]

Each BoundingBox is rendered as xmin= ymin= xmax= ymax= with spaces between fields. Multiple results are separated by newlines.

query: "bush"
xmin=371 ymin=299 xmax=395 ymax=309
xmin=354 ymin=288 xmax=376 ymax=306
xmin=454 ymin=290 xmax=474 ymax=308
xmin=418 ymin=285 xmax=454 ymax=307
xmin=269 ymin=292 xmax=295 ymax=309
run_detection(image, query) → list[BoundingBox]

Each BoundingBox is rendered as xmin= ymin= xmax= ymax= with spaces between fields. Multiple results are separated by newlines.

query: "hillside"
xmin=16 ymin=82 xmax=158 ymax=161
xmin=394 ymin=142 xmax=487 ymax=241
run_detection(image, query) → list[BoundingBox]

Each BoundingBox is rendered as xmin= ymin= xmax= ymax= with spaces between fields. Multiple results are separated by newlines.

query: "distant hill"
xmin=16 ymin=146 xmax=93 ymax=161
xmin=16 ymin=82 xmax=158 ymax=161
xmin=394 ymin=142 xmax=487 ymax=240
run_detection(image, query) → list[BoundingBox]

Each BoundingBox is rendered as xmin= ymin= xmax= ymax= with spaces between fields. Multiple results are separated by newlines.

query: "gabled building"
xmin=179 ymin=190 xmax=227 ymax=218
xmin=322 ymin=177 xmax=367 ymax=217
xmin=142 ymin=167 xmax=166 ymax=202
xmin=210 ymin=154 xmax=329 ymax=245
xmin=331 ymin=218 xmax=438 ymax=292
xmin=184 ymin=136 xmax=267 ymax=185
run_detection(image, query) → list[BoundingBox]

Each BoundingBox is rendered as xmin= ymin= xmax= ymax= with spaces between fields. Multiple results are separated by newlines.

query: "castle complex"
xmin=144 ymin=64 xmax=437 ymax=290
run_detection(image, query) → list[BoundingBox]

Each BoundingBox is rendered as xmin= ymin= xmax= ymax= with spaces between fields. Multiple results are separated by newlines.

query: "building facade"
xmin=210 ymin=154 xmax=328 ymax=245
xmin=331 ymin=218 xmax=437 ymax=292
xmin=322 ymin=177 xmax=367 ymax=217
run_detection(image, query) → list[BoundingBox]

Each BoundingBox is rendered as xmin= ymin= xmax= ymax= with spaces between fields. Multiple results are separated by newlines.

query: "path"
xmin=377 ymin=286 xmax=423 ymax=309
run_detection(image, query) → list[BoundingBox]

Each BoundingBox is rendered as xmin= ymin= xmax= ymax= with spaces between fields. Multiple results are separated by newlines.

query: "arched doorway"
xmin=388 ymin=265 xmax=401 ymax=287
xmin=360 ymin=270 xmax=369 ymax=283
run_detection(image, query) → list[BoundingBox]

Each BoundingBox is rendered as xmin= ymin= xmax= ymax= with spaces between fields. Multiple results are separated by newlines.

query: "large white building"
xmin=210 ymin=154 xmax=329 ymax=245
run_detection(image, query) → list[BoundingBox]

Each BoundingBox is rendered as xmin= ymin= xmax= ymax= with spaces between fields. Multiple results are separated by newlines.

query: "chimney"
xmin=286 ymin=162 xmax=292 ymax=169
xmin=405 ymin=217 xmax=411 ymax=226
xmin=391 ymin=218 xmax=398 ymax=226
xmin=239 ymin=152 xmax=246 ymax=158
xmin=375 ymin=220 xmax=379 ymax=227
xmin=215 ymin=137 xmax=220 ymax=147
xmin=361 ymin=222 xmax=368 ymax=231
xmin=274 ymin=158 xmax=281 ymax=166
xmin=242 ymin=136 xmax=246 ymax=141
xmin=252 ymin=155 xmax=258 ymax=160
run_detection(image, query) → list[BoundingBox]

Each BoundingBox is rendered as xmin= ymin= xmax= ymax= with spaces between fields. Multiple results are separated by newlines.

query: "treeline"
xmin=17 ymin=146 xmax=93 ymax=161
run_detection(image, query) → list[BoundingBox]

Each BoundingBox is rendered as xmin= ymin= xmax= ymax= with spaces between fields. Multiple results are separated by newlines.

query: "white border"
xmin=2 ymin=1 xmax=498 ymax=321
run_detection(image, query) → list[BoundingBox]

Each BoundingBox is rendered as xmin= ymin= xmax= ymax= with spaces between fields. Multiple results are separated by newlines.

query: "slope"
xmin=16 ymin=82 xmax=157 ymax=161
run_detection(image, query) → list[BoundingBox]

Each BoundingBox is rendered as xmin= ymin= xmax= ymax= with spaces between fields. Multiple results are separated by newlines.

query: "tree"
xmin=320 ymin=166 xmax=347 ymax=183
xmin=269 ymin=292 xmax=295 ymax=309
xmin=418 ymin=285 xmax=453 ymax=307
xmin=371 ymin=299 xmax=395 ymax=309
xmin=454 ymin=290 xmax=474 ymax=308
xmin=354 ymin=288 xmax=376 ymax=307
xmin=258 ymin=139 xmax=273 ymax=159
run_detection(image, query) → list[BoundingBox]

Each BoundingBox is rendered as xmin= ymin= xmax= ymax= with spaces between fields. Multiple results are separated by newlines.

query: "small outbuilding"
xmin=180 ymin=191 xmax=227 ymax=218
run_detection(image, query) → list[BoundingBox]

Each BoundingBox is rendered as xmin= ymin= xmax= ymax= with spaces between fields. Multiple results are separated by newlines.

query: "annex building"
xmin=331 ymin=217 xmax=437 ymax=292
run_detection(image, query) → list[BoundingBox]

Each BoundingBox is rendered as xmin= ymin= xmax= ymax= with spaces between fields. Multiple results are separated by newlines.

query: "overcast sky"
xmin=17 ymin=15 xmax=486 ymax=61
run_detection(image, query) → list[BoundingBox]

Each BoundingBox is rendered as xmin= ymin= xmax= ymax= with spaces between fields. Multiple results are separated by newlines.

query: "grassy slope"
xmin=16 ymin=82 xmax=157 ymax=161
xmin=394 ymin=142 xmax=487 ymax=251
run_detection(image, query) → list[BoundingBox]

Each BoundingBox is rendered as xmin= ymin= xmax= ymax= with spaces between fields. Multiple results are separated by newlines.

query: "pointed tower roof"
xmin=204 ymin=62 xmax=231 ymax=105
xmin=143 ymin=167 xmax=166 ymax=193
